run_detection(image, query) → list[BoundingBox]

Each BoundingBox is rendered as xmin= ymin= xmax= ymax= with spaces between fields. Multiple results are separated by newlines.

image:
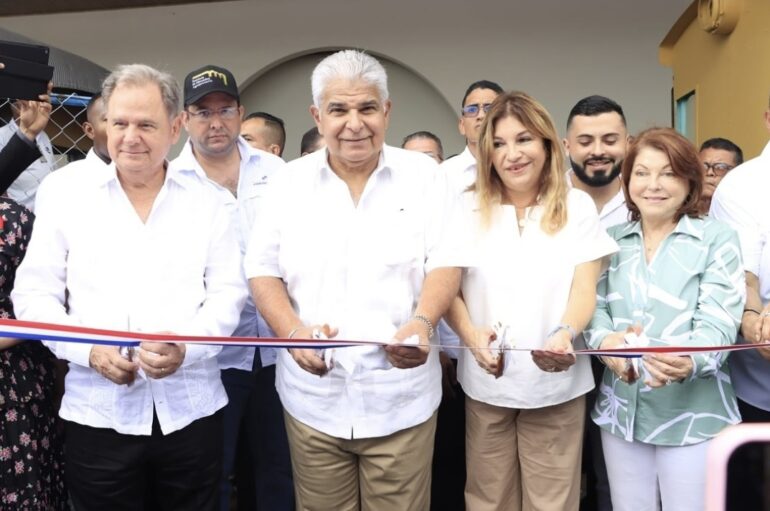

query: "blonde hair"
xmin=475 ymin=91 xmax=567 ymax=234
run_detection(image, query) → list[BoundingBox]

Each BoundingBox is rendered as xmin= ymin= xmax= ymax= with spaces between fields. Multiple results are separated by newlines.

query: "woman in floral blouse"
xmin=586 ymin=128 xmax=745 ymax=511
xmin=0 ymin=197 xmax=66 ymax=509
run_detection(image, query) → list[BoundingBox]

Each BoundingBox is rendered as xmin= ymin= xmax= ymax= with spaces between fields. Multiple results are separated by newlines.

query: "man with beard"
xmin=173 ymin=65 xmax=292 ymax=511
xmin=564 ymin=95 xmax=630 ymax=228
xmin=563 ymin=95 xmax=630 ymax=511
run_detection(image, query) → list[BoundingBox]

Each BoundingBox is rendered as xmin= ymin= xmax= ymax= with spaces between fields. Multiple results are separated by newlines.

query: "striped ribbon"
xmin=1 ymin=318 xmax=768 ymax=357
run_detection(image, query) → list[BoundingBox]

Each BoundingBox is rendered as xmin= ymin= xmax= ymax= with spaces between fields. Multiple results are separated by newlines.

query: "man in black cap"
xmin=174 ymin=64 xmax=291 ymax=511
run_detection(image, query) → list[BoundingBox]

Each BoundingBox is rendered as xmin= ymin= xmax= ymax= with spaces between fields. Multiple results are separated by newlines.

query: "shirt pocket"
xmin=369 ymin=208 xmax=425 ymax=268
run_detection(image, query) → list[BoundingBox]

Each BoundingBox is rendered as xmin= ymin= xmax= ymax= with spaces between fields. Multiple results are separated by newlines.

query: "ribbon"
xmin=1 ymin=318 xmax=768 ymax=357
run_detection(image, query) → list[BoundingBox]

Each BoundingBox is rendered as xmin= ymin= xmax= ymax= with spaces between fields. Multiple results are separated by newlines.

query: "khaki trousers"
xmin=465 ymin=395 xmax=585 ymax=511
xmin=284 ymin=410 xmax=438 ymax=511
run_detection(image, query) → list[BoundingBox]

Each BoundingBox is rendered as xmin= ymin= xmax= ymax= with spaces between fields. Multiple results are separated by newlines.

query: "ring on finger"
xmin=665 ymin=377 xmax=672 ymax=385
xmin=762 ymin=311 xmax=770 ymax=317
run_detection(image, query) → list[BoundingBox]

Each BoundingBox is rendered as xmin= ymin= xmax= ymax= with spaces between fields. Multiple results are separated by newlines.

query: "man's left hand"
xmin=385 ymin=318 xmax=430 ymax=369
xmin=138 ymin=338 xmax=186 ymax=379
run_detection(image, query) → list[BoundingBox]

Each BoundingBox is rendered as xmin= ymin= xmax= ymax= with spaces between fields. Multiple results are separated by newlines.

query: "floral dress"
xmin=0 ymin=198 xmax=66 ymax=509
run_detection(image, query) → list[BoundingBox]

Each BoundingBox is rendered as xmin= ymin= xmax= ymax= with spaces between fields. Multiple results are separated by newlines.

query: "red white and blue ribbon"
xmin=1 ymin=318 xmax=769 ymax=357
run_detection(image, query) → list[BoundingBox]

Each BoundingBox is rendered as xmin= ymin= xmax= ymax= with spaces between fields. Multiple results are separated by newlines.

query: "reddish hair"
xmin=621 ymin=128 xmax=703 ymax=222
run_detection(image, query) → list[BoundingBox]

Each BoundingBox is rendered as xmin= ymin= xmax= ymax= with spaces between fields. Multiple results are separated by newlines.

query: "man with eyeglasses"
xmin=698 ymin=137 xmax=742 ymax=213
xmin=173 ymin=64 xmax=293 ymax=511
xmin=431 ymin=79 xmax=501 ymax=511
xmin=709 ymin=97 xmax=770 ymax=511
xmin=441 ymin=80 xmax=503 ymax=194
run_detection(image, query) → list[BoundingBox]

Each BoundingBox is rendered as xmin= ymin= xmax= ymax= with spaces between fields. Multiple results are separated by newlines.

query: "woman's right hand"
xmin=466 ymin=326 xmax=501 ymax=377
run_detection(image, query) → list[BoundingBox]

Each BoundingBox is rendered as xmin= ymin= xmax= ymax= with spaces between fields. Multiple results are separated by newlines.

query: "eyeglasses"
xmin=702 ymin=161 xmax=734 ymax=176
xmin=187 ymin=106 xmax=239 ymax=121
xmin=461 ymin=103 xmax=493 ymax=118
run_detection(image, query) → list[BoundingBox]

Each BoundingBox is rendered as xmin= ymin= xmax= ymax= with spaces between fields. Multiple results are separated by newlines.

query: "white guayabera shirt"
xmin=245 ymin=145 xmax=464 ymax=439
xmin=12 ymin=160 xmax=247 ymax=435
xmin=175 ymin=136 xmax=287 ymax=371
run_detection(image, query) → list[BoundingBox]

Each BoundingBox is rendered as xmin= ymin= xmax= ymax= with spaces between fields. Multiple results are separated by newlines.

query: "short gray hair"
xmin=102 ymin=64 xmax=180 ymax=118
xmin=311 ymin=50 xmax=388 ymax=108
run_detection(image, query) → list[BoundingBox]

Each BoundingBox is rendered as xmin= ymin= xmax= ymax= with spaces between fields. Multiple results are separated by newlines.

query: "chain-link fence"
xmin=0 ymin=91 xmax=93 ymax=207
xmin=0 ymin=91 xmax=93 ymax=167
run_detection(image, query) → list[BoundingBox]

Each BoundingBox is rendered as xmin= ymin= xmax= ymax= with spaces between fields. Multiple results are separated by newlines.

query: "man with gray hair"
xmin=12 ymin=64 xmax=246 ymax=510
xmin=245 ymin=49 xmax=463 ymax=510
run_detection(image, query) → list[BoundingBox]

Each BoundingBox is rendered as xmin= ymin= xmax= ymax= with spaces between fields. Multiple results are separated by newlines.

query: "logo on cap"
xmin=191 ymin=69 xmax=229 ymax=89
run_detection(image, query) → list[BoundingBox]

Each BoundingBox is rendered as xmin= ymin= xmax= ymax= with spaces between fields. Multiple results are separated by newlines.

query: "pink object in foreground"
xmin=704 ymin=423 xmax=770 ymax=511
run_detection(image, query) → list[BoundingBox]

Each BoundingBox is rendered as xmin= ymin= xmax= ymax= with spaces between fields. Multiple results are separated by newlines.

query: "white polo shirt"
xmin=174 ymin=137 xmax=287 ymax=370
xmin=441 ymin=146 xmax=477 ymax=196
xmin=244 ymin=145 xmax=459 ymax=439
xmin=456 ymin=188 xmax=618 ymax=408
xmin=709 ymin=141 xmax=770 ymax=411
xmin=12 ymin=160 xmax=247 ymax=435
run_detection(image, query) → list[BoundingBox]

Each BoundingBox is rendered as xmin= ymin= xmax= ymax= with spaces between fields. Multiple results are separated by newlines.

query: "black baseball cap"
xmin=183 ymin=65 xmax=239 ymax=106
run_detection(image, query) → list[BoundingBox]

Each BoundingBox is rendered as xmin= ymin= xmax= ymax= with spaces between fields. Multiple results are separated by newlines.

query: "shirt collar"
xmin=459 ymin=146 xmax=476 ymax=171
xmin=316 ymin=145 xmax=393 ymax=186
xmin=96 ymin=160 xmax=185 ymax=189
xmin=615 ymin=214 xmax=705 ymax=241
xmin=85 ymin=148 xmax=110 ymax=166
xmin=175 ymin=136 xmax=259 ymax=185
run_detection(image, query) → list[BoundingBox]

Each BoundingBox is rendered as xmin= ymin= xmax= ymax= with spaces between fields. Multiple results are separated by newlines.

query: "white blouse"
xmin=457 ymin=188 xmax=618 ymax=409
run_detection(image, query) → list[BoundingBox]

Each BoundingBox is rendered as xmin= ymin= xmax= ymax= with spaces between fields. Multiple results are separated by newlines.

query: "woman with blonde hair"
xmin=447 ymin=91 xmax=617 ymax=511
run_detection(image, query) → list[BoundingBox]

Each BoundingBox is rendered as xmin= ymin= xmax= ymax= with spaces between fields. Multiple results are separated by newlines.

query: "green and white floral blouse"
xmin=586 ymin=215 xmax=745 ymax=446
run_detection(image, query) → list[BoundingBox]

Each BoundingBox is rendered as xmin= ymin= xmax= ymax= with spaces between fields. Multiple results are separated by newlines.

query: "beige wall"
xmin=1 ymin=0 xmax=690 ymax=159
xmin=661 ymin=0 xmax=770 ymax=158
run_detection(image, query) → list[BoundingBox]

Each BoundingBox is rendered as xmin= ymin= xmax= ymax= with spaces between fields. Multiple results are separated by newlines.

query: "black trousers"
xmin=65 ymin=410 xmax=223 ymax=511
xmin=430 ymin=358 xmax=466 ymax=511
xmin=221 ymin=364 xmax=295 ymax=511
